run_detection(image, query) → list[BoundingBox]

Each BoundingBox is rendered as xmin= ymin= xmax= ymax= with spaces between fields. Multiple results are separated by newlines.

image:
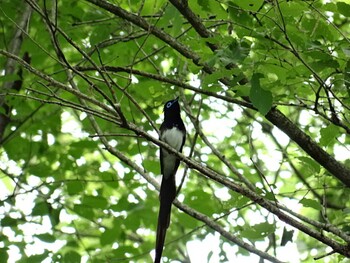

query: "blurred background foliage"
xmin=1 ymin=0 xmax=350 ymax=262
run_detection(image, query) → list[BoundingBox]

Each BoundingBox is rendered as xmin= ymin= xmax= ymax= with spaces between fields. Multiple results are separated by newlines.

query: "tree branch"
xmin=162 ymin=0 xmax=350 ymax=187
xmin=85 ymin=0 xmax=213 ymax=73
xmin=0 ymin=3 xmax=32 ymax=141
xmin=265 ymin=109 xmax=350 ymax=187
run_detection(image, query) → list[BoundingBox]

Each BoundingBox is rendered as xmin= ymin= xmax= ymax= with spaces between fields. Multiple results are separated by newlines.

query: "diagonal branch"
xmin=159 ymin=0 xmax=350 ymax=187
xmin=76 ymin=64 xmax=350 ymax=187
xmin=0 ymin=50 xmax=120 ymax=122
xmin=3 ymin=48 xmax=350 ymax=258
xmin=265 ymin=109 xmax=350 ymax=186
xmin=85 ymin=0 xmax=213 ymax=73
xmin=90 ymin=119 xmax=285 ymax=263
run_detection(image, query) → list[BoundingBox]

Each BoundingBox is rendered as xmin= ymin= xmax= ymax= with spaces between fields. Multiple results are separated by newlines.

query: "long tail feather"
xmin=154 ymin=176 xmax=176 ymax=263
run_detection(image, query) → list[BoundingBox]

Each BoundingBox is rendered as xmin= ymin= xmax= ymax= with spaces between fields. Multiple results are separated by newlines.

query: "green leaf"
xmin=259 ymin=62 xmax=288 ymax=83
xmin=185 ymin=190 xmax=216 ymax=215
xmin=3 ymin=137 xmax=31 ymax=161
xmin=66 ymin=181 xmax=85 ymax=195
xmin=26 ymin=253 xmax=49 ymax=263
xmin=215 ymin=39 xmax=251 ymax=66
xmin=73 ymin=204 xmax=95 ymax=220
xmin=177 ymin=209 xmax=200 ymax=230
xmin=28 ymin=163 xmax=50 ymax=177
xmin=90 ymin=25 xmax=111 ymax=46
xmin=278 ymin=1 xmax=307 ymax=17
xmin=36 ymin=234 xmax=56 ymax=243
xmin=69 ymin=140 xmax=98 ymax=158
xmin=159 ymin=5 xmax=183 ymax=35
xmin=63 ymin=251 xmax=81 ymax=263
xmin=207 ymin=251 xmax=213 ymax=262
xmin=201 ymin=68 xmax=238 ymax=90
xmin=284 ymin=24 xmax=306 ymax=48
xmin=82 ymin=195 xmax=109 ymax=209
xmin=345 ymin=60 xmax=350 ymax=97
xmin=1 ymin=0 xmax=350 ymax=261
xmin=320 ymin=124 xmax=340 ymax=146
xmin=0 ymin=248 xmax=9 ymax=263
xmin=264 ymin=191 xmax=277 ymax=201
xmin=241 ymin=222 xmax=275 ymax=240
xmin=309 ymin=59 xmax=339 ymax=71
xmin=250 ymin=73 xmax=273 ymax=115
xmin=299 ymin=198 xmax=322 ymax=210
xmin=32 ymin=202 xmax=49 ymax=216
xmin=101 ymin=225 xmax=119 ymax=246
xmin=191 ymin=0 xmax=227 ymax=19
xmin=254 ymin=222 xmax=275 ymax=235
xmin=280 ymin=227 xmax=294 ymax=246
xmin=0 ymin=74 xmax=21 ymax=82
xmin=0 ymin=107 xmax=6 ymax=114
xmin=337 ymin=2 xmax=350 ymax=16
xmin=297 ymin=156 xmax=320 ymax=174
xmin=234 ymin=0 xmax=264 ymax=12
xmin=49 ymin=207 xmax=61 ymax=228
xmin=1 ymin=216 xmax=17 ymax=227
xmin=197 ymin=0 xmax=211 ymax=12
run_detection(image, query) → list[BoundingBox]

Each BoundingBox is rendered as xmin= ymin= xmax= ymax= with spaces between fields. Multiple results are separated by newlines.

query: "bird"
xmin=155 ymin=97 xmax=186 ymax=263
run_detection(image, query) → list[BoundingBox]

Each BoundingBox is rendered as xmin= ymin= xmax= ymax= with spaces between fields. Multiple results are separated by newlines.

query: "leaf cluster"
xmin=1 ymin=0 xmax=350 ymax=262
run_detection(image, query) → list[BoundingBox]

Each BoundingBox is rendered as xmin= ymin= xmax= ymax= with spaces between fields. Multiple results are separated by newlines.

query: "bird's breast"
xmin=160 ymin=127 xmax=184 ymax=151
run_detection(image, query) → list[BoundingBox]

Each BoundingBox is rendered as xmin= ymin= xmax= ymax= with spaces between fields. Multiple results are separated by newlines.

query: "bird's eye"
xmin=166 ymin=102 xmax=172 ymax=108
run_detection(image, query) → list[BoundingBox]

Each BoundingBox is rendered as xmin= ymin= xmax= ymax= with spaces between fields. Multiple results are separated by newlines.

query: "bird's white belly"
xmin=161 ymin=127 xmax=183 ymax=151
xmin=161 ymin=127 xmax=183 ymax=178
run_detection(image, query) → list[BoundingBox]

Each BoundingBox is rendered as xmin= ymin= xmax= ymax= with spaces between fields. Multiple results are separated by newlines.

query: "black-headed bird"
xmin=155 ymin=97 xmax=186 ymax=263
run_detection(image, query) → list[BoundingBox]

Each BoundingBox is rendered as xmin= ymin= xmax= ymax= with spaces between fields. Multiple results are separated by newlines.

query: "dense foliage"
xmin=1 ymin=0 xmax=350 ymax=262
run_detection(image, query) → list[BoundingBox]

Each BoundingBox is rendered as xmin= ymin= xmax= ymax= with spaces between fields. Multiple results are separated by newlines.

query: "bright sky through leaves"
xmin=1 ymin=0 xmax=350 ymax=262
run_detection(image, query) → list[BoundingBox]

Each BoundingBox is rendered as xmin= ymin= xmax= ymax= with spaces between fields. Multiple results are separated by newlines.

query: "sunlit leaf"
xmin=1 ymin=0 xmax=349 ymax=262
xmin=297 ymin=156 xmax=321 ymax=174
xmin=250 ymin=73 xmax=273 ymax=115
xmin=241 ymin=222 xmax=275 ymax=240
xmin=299 ymin=198 xmax=322 ymax=210
xmin=320 ymin=124 xmax=340 ymax=146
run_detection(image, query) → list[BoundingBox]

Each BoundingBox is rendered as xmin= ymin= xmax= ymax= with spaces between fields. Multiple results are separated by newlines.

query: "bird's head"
xmin=163 ymin=97 xmax=180 ymax=114
xmin=163 ymin=97 xmax=180 ymax=118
